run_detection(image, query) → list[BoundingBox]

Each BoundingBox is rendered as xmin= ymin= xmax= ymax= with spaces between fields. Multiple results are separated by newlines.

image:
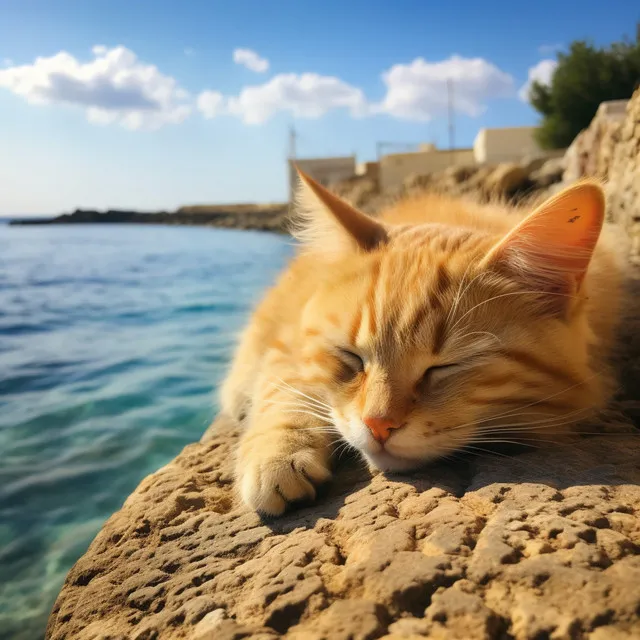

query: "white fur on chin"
xmin=362 ymin=450 xmax=425 ymax=473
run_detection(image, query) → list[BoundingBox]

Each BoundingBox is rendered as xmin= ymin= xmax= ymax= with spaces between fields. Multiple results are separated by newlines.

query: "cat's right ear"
xmin=291 ymin=168 xmax=388 ymax=254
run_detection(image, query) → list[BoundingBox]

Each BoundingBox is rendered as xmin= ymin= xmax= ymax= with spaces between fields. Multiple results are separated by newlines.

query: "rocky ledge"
xmin=46 ymin=275 xmax=640 ymax=640
xmin=45 ymin=416 xmax=640 ymax=640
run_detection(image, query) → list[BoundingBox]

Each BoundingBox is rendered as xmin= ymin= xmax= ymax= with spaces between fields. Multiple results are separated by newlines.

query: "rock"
xmin=330 ymin=176 xmax=380 ymax=209
xmin=482 ymin=163 xmax=529 ymax=195
xmin=438 ymin=165 xmax=479 ymax=185
xmin=520 ymin=156 xmax=550 ymax=174
xmin=564 ymin=99 xmax=628 ymax=184
xmin=560 ymin=89 xmax=640 ymax=261
xmin=458 ymin=165 xmax=496 ymax=194
xmin=402 ymin=172 xmax=432 ymax=192
xmin=46 ymin=271 xmax=640 ymax=640
xmin=529 ymin=157 xmax=565 ymax=188
xmin=607 ymin=91 xmax=640 ymax=239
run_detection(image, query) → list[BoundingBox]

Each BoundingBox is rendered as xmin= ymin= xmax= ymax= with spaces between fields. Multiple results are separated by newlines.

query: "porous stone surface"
xmin=563 ymin=90 xmax=640 ymax=262
xmin=46 ymin=291 xmax=640 ymax=640
xmin=45 ymin=414 xmax=640 ymax=640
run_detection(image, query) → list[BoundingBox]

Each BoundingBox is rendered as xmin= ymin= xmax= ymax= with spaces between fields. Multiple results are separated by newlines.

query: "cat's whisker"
xmin=469 ymin=408 xmax=594 ymax=434
xmin=449 ymin=329 xmax=503 ymax=347
xmin=446 ymin=267 xmax=488 ymax=329
xmin=294 ymin=423 xmax=339 ymax=432
xmin=271 ymin=378 xmax=332 ymax=411
xmin=448 ymin=290 xmax=576 ymax=335
xmin=265 ymin=400 xmax=332 ymax=418
xmin=449 ymin=372 xmax=602 ymax=432
xmin=473 ymin=420 xmax=588 ymax=436
xmin=270 ymin=384 xmax=329 ymax=411
xmin=447 ymin=408 xmax=582 ymax=435
xmin=464 ymin=436 xmax=557 ymax=446
xmin=450 ymin=442 xmax=552 ymax=475
xmin=452 ymin=443 xmax=516 ymax=459
xmin=334 ymin=440 xmax=356 ymax=461
xmin=264 ymin=396 xmax=331 ymax=410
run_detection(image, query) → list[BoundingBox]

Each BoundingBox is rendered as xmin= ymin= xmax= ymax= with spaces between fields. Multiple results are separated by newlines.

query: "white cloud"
xmin=2 ymin=58 xmax=14 ymax=67
xmin=233 ymin=48 xmax=269 ymax=73
xmin=197 ymin=90 xmax=226 ymax=118
xmin=519 ymin=59 xmax=557 ymax=101
xmin=198 ymin=72 xmax=368 ymax=124
xmin=0 ymin=45 xmax=191 ymax=130
xmin=374 ymin=55 xmax=515 ymax=121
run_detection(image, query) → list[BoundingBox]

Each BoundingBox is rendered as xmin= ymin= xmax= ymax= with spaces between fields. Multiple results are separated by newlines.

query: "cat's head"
xmin=292 ymin=170 xmax=609 ymax=472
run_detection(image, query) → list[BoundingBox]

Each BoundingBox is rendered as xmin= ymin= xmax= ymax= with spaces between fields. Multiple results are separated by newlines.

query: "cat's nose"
xmin=363 ymin=416 xmax=400 ymax=444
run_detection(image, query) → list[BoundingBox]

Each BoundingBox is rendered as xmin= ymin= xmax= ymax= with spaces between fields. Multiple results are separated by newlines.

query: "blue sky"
xmin=0 ymin=0 xmax=637 ymax=215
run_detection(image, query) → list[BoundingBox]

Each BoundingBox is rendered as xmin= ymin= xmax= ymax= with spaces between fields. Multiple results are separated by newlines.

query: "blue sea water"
xmin=0 ymin=223 xmax=293 ymax=639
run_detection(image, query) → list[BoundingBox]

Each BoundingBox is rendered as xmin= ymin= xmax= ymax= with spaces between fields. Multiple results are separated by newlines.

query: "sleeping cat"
xmin=221 ymin=170 xmax=625 ymax=515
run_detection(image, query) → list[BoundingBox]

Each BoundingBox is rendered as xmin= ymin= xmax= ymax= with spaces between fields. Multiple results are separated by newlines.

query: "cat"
xmin=221 ymin=169 xmax=625 ymax=516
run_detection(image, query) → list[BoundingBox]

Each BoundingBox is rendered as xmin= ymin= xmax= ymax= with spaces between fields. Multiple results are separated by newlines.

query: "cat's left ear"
xmin=291 ymin=168 xmax=388 ymax=254
xmin=481 ymin=180 xmax=605 ymax=294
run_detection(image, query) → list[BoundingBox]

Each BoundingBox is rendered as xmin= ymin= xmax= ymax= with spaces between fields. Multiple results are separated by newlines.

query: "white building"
xmin=473 ymin=126 xmax=543 ymax=164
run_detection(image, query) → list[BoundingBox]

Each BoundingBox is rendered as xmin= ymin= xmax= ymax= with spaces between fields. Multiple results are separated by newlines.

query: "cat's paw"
xmin=238 ymin=447 xmax=331 ymax=516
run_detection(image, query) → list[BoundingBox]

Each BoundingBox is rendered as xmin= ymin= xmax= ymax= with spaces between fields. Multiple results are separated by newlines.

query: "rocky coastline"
xmin=9 ymin=203 xmax=290 ymax=233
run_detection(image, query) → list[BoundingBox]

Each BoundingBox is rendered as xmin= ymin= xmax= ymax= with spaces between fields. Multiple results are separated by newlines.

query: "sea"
xmin=0 ymin=221 xmax=294 ymax=639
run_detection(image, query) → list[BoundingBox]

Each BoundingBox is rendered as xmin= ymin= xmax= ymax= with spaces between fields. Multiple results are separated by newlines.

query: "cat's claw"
xmin=239 ymin=448 xmax=331 ymax=516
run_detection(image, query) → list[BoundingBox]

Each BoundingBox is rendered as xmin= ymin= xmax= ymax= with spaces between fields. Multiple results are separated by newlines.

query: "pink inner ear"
xmin=488 ymin=182 xmax=605 ymax=287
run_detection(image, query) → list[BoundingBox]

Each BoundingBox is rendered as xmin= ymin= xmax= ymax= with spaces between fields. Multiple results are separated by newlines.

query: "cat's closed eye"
xmin=420 ymin=363 xmax=460 ymax=389
xmin=336 ymin=348 xmax=365 ymax=373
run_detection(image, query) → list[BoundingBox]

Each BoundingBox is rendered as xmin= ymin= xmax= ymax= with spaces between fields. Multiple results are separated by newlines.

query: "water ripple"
xmin=0 ymin=223 xmax=292 ymax=639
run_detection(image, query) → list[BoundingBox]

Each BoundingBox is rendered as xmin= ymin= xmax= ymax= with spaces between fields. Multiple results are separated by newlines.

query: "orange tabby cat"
xmin=221 ymin=170 xmax=625 ymax=515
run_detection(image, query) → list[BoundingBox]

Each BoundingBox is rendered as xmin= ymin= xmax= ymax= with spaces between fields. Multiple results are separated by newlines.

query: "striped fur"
xmin=222 ymin=177 xmax=625 ymax=515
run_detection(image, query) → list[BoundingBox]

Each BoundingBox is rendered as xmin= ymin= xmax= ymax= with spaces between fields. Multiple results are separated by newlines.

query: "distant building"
xmin=356 ymin=161 xmax=380 ymax=182
xmin=379 ymin=145 xmax=475 ymax=191
xmin=473 ymin=126 xmax=543 ymax=164
xmin=288 ymin=156 xmax=356 ymax=202
xmin=287 ymin=123 xmax=568 ymax=201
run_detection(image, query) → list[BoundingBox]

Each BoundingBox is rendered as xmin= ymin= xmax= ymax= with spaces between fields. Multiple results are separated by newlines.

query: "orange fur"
xmin=221 ymin=173 xmax=626 ymax=515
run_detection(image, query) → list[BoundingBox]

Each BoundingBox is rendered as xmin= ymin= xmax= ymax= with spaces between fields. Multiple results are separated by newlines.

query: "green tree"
xmin=528 ymin=31 xmax=640 ymax=149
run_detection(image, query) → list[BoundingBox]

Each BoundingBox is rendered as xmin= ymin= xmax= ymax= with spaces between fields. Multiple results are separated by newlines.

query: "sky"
xmin=0 ymin=0 xmax=637 ymax=215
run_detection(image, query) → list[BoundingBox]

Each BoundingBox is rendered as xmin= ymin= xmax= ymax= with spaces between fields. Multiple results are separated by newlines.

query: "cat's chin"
xmin=363 ymin=450 xmax=425 ymax=473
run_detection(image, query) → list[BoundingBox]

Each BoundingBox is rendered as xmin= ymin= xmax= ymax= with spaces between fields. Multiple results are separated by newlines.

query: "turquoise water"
xmin=0 ymin=223 xmax=293 ymax=639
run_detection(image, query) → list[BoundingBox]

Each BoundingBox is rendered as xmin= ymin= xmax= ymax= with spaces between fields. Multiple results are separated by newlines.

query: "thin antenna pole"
xmin=288 ymin=124 xmax=297 ymax=160
xmin=447 ymin=78 xmax=455 ymax=151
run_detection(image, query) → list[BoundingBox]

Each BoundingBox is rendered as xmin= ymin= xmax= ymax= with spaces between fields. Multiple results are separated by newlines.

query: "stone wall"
xmin=563 ymin=92 xmax=640 ymax=260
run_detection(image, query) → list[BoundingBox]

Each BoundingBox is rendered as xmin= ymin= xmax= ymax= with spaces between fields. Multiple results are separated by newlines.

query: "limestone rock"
xmin=560 ymin=90 xmax=640 ymax=261
xmin=482 ymin=163 xmax=529 ymax=196
xmin=330 ymin=176 xmax=380 ymax=210
xmin=529 ymin=157 xmax=565 ymax=188
xmin=45 ymin=415 xmax=640 ymax=640
xmin=606 ymin=91 xmax=640 ymax=236
xmin=46 ymin=273 xmax=640 ymax=640
xmin=563 ymin=99 xmax=628 ymax=184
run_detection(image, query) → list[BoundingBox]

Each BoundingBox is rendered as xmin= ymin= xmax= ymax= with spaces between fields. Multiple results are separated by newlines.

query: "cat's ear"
xmin=481 ymin=180 xmax=605 ymax=295
xmin=291 ymin=168 xmax=388 ymax=254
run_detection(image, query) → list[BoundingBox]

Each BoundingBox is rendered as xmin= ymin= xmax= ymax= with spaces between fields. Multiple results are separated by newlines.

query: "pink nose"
xmin=363 ymin=416 xmax=400 ymax=444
